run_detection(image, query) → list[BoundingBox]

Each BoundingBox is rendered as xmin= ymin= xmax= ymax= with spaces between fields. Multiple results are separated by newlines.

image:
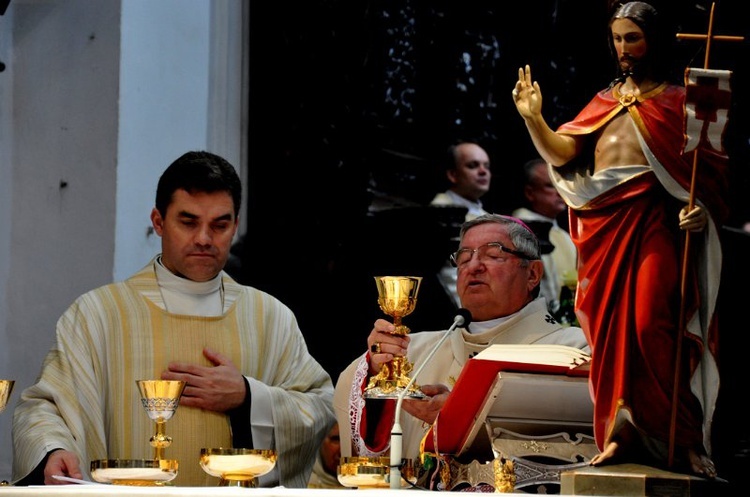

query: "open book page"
xmin=473 ymin=343 xmax=591 ymax=371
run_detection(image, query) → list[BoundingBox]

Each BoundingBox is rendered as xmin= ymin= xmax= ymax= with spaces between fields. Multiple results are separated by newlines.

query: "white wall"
xmin=0 ymin=3 xmax=14 ymax=408
xmin=0 ymin=0 xmax=244 ymax=481
xmin=115 ymin=0 xmax=213 ymax=280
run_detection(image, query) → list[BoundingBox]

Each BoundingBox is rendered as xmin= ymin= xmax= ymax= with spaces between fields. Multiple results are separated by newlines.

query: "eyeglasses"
xmin=450 ymin=242 xmax=535 ymax=268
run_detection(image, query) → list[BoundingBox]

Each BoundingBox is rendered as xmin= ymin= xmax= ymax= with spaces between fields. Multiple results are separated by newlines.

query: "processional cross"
xmin=670 ymin=1 xmax=743 ymax=469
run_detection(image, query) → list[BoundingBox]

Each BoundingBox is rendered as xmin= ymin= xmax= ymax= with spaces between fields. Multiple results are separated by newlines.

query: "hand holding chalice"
xmin=365 ymin=276 xmax=424 ymax=399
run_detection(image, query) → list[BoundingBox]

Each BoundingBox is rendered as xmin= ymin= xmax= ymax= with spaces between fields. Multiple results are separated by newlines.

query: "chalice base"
xmin=364 ymin=384 xmax=427 ymax=400
xmin=218 ymin=476 xmax=259 ymax=488
xmin=338 ymin=457 xmax=417 ymax=489
xmin=200 ymin=448 xmax=276 ymax=488
xmin=90 ymin=459 xmax=178 ymax=486
xmin=364 ymin=356 xmax=427 ymax=400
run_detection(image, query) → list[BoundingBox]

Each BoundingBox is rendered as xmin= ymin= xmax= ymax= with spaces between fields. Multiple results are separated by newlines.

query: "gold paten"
xmin=337 ymin=456 xmax=416 ymax=489
xmin=90 ymin=458 xmax=178 ymax=486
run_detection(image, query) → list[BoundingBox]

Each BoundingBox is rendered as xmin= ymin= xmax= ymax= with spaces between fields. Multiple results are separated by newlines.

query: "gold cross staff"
xmin=670 ymin=1 xmax=742 ymax=470
xmin=676 ymin=2 xmax=744 ymax=68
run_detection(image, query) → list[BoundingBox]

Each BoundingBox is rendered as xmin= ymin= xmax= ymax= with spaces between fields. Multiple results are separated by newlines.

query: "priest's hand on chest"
xmin=161 ymin=347 xmax=246 ymax=412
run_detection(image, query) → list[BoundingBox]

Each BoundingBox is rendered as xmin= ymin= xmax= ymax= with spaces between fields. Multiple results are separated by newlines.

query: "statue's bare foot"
xmin=590 ymin=423 xmax=637 ymax=467
xmin=590 ymin=440 xmax=623 ymax=466
xmin=688 ymin=449 xmax=716 ymax=479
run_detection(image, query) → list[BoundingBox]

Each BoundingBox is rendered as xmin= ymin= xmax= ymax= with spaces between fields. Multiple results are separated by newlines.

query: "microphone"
xmin=389 ymin=308 xmax=472 ymax=489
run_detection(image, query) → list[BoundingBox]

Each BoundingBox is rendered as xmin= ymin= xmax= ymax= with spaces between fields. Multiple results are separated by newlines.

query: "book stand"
xmin=489 ymin=426 xmax=598 ymax=492
xmin=445 ymin=371 xmax=597 ymax=493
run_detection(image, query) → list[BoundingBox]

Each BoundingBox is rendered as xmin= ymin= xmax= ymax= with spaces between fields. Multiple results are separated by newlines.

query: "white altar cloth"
xmin=0 ymin=487 xmax=585 ymax=496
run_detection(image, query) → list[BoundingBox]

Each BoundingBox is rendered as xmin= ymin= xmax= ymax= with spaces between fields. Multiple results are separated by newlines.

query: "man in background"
xmin=430 ymin=141 xmax=491 ymax=220
xmin=430 ymin=141 xmax=492 ymax=306
xmin=512 ymin=157 xmax=577 ymax=318
xmin=307 ymin=422 xmax=345 ymax=488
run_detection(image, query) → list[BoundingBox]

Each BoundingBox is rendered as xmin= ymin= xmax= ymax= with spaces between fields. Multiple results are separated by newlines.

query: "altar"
xmin=0 ymin=486 xmax=571 ymax=496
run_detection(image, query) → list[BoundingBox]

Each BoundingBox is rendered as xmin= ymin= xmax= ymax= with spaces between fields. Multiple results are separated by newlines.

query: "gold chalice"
xmin=0 ymin=380 xmax=14 ymax=413
xmin=0 ymin=380 xmax=14 ymax=486
xmin=136 ymin=380 xmax=186 ymax=460
xmin=89 ymin=380 xmax=184 ymax=486
xmin=337 ymin=456 xmax=416 ymax=489
xmin=365 ymin=276 xmax=424 ymax=399
xmin=200 ymin=448 xmax=277 ymax=487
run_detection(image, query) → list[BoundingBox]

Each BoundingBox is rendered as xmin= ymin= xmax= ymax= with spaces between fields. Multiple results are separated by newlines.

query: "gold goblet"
xmin=89 ymin=380 xmax=184 ymax=486
xmin=136 ymin=380 xmax=186 ymax=460
xmin=0 ymin=380 xmax=14 ymax=486
xmin=0 ymin=380 xmax=14 ymax=413
xmin=365 ymin=276 xmax=424 ymax=399
xmin=200 ymin=448 xmax=277 ymax=487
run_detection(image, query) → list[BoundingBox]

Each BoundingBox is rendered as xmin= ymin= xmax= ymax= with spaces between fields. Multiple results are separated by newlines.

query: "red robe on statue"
xmin=550 ymin=82 xmax=728 ymax=465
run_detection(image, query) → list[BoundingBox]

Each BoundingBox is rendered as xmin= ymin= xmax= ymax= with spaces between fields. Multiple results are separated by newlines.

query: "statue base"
xmin=560 ymin=463 xmax=729 ymax=497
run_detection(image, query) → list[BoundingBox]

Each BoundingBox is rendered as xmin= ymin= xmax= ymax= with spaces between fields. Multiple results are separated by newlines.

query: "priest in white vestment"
xmin=12 ymin=151 xmax=335 ymax=487
xmin=334 ymin=214 xmax=589 ymax=462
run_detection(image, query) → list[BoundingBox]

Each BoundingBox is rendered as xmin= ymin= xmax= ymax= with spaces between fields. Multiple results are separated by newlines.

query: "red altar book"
xmin=422 ymin=344 xmax=591 ymax=455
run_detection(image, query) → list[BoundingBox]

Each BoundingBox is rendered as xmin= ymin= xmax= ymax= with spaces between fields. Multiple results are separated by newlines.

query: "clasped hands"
xmin=367 ymin=319 xmax=450 ymax=425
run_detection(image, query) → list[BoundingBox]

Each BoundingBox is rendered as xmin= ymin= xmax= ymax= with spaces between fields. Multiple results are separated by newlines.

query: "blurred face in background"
xmin=525 ymin=161 xmax=566 ymax=219
xmin=320 ymin=423 xmax=341 ymax=475
xmin=448 ymin=143 xmax=491 ymax=202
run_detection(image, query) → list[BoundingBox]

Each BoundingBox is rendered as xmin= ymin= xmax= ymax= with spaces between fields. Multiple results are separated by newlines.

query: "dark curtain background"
xmin=237 ymin=0 xmax=748 ymax=487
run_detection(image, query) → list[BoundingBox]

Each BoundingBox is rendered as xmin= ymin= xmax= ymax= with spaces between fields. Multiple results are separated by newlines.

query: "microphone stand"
xmin=389 ymin=311 xmax=469 ymax=489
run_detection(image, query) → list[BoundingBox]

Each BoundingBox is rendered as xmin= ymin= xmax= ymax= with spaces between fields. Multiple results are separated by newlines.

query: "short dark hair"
xmin=459 ymin=214 xmax=541 ymax=261
xmin=444 ymin=139 xmax=483 ymax=172
xmin=155 ymin=151 xmax=242 ymax=217
xmin=522 ymin=157 xmax=548 ymax=186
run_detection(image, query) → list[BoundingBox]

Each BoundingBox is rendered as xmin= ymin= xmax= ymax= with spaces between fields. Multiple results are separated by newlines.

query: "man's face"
xmin=448 ymin=143 xmax=491 ymax=202
xmin=526 ymin=163 xmax=566 ymax=219
xmin=455 ymin=222 xmax=542 ymax=322
xmin=611 ymin=18 xmax=648 ymax=76
xmin=320 ymin=424 xmax=341 ymax=475
xmin=151 ymin=189 xmax=238 ymax=282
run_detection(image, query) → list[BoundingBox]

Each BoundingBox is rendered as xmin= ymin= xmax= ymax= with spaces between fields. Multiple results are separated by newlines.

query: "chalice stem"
xmin=152 ymin=419 xmax=169 ymax=460
xmin=392 ymin=317 xmax=410 ymax=336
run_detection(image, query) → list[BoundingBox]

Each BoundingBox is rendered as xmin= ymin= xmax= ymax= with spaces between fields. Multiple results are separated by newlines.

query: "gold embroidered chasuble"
xmin=13 ymin=260 xmax=334 ymax=487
